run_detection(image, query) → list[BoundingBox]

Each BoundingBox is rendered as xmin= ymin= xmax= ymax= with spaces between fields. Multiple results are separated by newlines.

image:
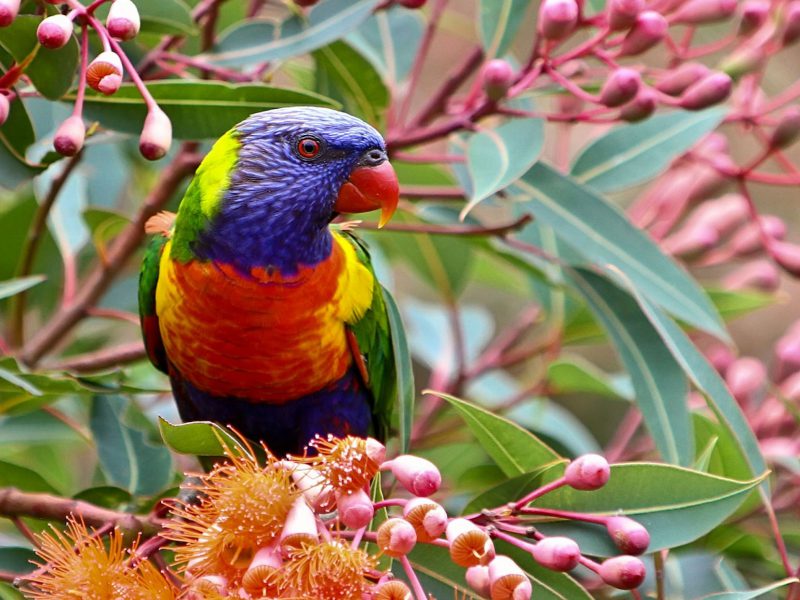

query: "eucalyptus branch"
xmin=8 ymin=151 xmax=84 ymax=348
xmin=0 ymin=487 xmax=160 ymax=537
xmin=43 ymin=341 xmax=147 ymax=373
xmin=359 ymin=214 xmax=532 ymax=236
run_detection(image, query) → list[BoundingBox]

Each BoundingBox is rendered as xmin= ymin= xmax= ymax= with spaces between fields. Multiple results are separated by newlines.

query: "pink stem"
xmin=400 ymin=554 xmax=428 ymax=600
xmin=514 ymin=477 xmax=567 ymax=509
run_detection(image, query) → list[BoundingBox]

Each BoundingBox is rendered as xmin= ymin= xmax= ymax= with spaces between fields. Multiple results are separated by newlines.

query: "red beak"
xmin=334 ymin=161 xmax=399 ymax=228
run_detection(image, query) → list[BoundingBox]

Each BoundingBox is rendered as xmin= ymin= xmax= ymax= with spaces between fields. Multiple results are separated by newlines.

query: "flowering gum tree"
xmin=1 ymin=0 xmax=800 ymax=598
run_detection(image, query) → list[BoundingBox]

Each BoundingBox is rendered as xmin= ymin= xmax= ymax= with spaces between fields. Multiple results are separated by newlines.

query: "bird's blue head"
xmin=190 ymin=106 xmax=399 ymax=274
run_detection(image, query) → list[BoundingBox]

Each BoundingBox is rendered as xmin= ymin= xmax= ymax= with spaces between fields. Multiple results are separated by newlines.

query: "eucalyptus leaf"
xmin=568 ymin=268 xmax=693 ymax=466
xmin=532 ymin=463 xmax=765 ymax=556
xmin=479 ymin=0 xmax=532 ymax=57
xmin=571 ymin=108 xmax=726 ymax=192
xmin=90 ymin=395 xmax=172 ymax=496
xmin=72 ymin=82 xmax=338 ymax=140
xmin=347 ymin=6 xmax=424 ymax=83
xmin=0 ymin=275 xmax=46 ymax=300
xmin=511 ymin=162 xmax=728 ymax=340
xmin=432 ymin=391 xmax=564 ymax=477
xmin=700 ymin=578 xmax=798 ymax=599
xmin=158 ymin=417 xmax=245 ymax=456
xmin=383 ymin=287 xmax=414 ymax=454
xmin=210 ymin=0 xmax=380 ymax=67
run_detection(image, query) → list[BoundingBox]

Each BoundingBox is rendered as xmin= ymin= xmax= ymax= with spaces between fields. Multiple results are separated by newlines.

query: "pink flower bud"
xmin=0 ymin=94 xmax=9 ymax=126
xmin=705 ymin=343 xmax=735 ymax=374
xmin=687 ymin=194 xmax=749 ymax=237
xmin=780 ymin=372 xmax=800 ymax=401
xmin=679 ymin=72 xmax=732 ymax=110
xmin=139 ymin=107 xmax=173 ymax=160
xmin=488 ymin=555 xmax=532 ymax=600
xmin=662 ymin=223 xmax=719 ymax=257
xmin=0 ymin=0 xmax=19 ymax=27
xmin=620 ymin=11 xmax=668 ymax=56
xmin=771 ymin=240 xmax=800 ymax=276
xmin=377 ymin=518 xmax=417 ymax=557
xmin=280 ymin=496 xmax=318 ymax=551
xmin=366 ymin=437 xmax=387 ymax=465
xmin=782 ymin=1 xmax=800 ymax=45
xmin=672 ymin=0 xmax=736 ymax=24
xmin=769 ymin=106 xmax=800 ymax=149
xmin=397 ymin=0 xmax=427 ymax=7
xmin=466 ymin=565 xmax=492 ymax=597
xmin=294 ymin=0 xmax=320 ymax=6
xmin=739 ymin=0 xmax=770 ymax=35
xmin=53 ymin=115 xmax=85 ymax=156
xmin=482 ymin=59 xmax=515 ymax=101
xmin=336 ymin=488 xmax=374 ymax=529
xmin=446 ymin=518 xmax=495 ymax=567
xmin=620 ymin=89 xmax=657 ymax=122
xmin=86 ymin=51 xmax=123 ymax=95
xmin=538 ymin=0 xmax=579 ymax=40
xmin=37 ymin=14 xmax=73 ymax=49
xmin=775 ymin=323 xmax=800 ymax=381
xmin=403 ymin=497 xmax=448 ymax=542
xmin=599 ymin=68 xmax=641 ymax=107
xmin=608 ymin=0 xmax=644 ymax=30
xmin=726 ymin=357 xmax=766 ymax=403
xmin=723 ymin=259 xmax=781 ymax=291
xmin=606 ymin=517 xmax=650 ymax=555
xmin=656 ymin=62 xmax=710 ymax=96
xmin=385 ymin=455 xmax=441 ymax=497
xmin=565 ymin=454 xmax=610 ymax=490
xmin=106 ymin=0 xmax=140 ymax=40
xmin=530 ymin=536 xmax=581 ymax=571
xmin=720 ymin=46 xmax=766 ymax=79
xmin=730 ymin=216 xmax=786 ymax=256
xmin=599 ymin=555 xmax=646 ymax=589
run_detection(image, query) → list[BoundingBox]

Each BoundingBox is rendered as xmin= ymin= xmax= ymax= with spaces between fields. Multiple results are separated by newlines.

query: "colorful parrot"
xmin=138 ymin=107 xmax=404 ymax=457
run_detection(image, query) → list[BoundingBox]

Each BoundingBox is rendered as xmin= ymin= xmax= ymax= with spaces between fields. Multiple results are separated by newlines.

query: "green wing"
xmin=138 ymin=232 xmax=170 ymax=374
xmin=342 ymin=231 xmax=414 ymax=449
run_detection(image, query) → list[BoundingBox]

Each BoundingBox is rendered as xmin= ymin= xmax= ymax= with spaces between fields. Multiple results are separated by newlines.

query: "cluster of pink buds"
xmin=121 ymin=437 xmax=652 ymax=599
xmin=0 ymin=0 xmax=172 ymax=159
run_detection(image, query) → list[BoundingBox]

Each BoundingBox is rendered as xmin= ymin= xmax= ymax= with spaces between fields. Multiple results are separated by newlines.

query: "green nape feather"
xmin=138 ymin=231 xmax=170 ymax=373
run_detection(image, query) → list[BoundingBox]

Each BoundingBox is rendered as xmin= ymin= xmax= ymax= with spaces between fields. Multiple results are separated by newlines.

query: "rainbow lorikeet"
xmin=138 ymin=107 xmax=404 ymax=457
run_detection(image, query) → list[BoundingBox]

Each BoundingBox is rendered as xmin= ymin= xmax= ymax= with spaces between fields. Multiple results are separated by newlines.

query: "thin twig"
xmin=9 ymin=152 xmax=84 ymax=348
xmin=44 ymin=341 xmax=147 ymax=373
xmin=358 ymin=214 xmax=532 ymax=236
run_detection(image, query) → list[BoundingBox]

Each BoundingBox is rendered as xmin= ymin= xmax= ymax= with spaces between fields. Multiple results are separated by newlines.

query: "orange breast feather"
xmin=155 ymin=234 xmax=374 ymax=402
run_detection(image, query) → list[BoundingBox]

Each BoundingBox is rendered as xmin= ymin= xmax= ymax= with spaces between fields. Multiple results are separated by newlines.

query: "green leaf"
xmin=0 ymin=547 xmax=37 ymax=575
xmin=0 ymin=275 xmax=46 ymax=300
xmin=479 ymin=0 xmax=532 ymax=57
xmin=314 ymin=41 xmax=388 ymax=126
xmin=462 ymin=116 xmax=544 ymax=217
xmin=0 ymin=16 xmax=79 ymax=99
xmin=532 ymin=463 xmax=765 ymax=556
xmin=158 ymin=417 xmax=245 ymax=456
xmin=707 ymin=288 xmax=775 ymax=321
xmin=511 ymin=162 xmax=728 ymax=340
xmin=570 ymin=108 xmax=726 ymax=192
xmin=0 ymin=582 xmax=25 ymax=600
xmin=693 ymin=414 xmax=753 ymax=482
xmin=210 ymin=0 xmax=380 ymax=67
xmin=462 ymin=468 xmax=555 ymax=514
xmin=400 ymin=543 xmax=477 ymax=600
xmin=73 ymin=485 xmax=133 ymax=509
xmin=431 ymin=391 xmax=564 ymax=477
xmin=700 ymin=578 xmax=798 ymax=599
xmin=569 ymin=268 xmax=693 ymax=466
xmin=506 ymin=398 xmax=603 ymax=457
xmin=0 ymin=460 xmax=59 ymax=493
xmin=73 ymin=81 xmax=338 ymax=140
xmin=347 ymin=6 xmax=424 ymax=83
xmin=546 ymin=356 xmax=628 ymax=400
xmin=90 ymin=395 xmax=172 ymax=496
xmin=131 ymin=0 xmax=196 ymax=35
xmin=383 ymin=287 xmax=414 ymax=454
xmin=626 ymin=290 xmax=766 ymax=479
xmin=0 ymin=97 xmax=42 ymax=191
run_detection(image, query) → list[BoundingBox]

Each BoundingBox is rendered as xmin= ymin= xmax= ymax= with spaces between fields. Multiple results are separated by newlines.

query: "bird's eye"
xmin=296 ymin=137 xmax=321 ymax=159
